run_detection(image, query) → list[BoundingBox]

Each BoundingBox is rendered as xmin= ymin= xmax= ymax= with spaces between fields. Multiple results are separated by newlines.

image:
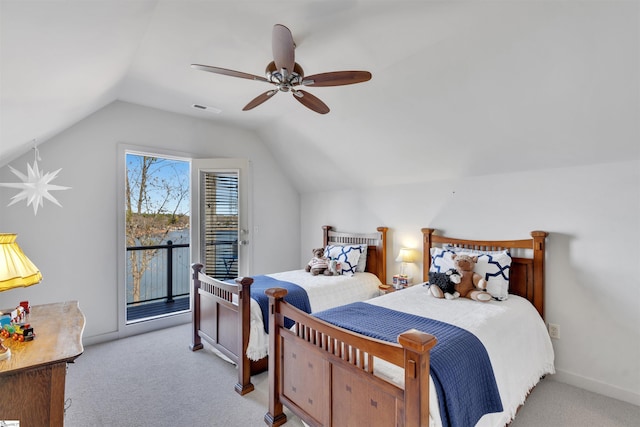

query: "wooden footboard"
xmin=190 ymin=263 xmax=265 ymax=395
xmin=264 ymin=288 xmax=436 ymax=427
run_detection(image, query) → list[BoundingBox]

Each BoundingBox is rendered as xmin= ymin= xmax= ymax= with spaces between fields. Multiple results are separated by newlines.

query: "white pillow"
xmin=429 ymin=247 xmax=512 ymax=301
xmin=325 ymin=245 xmax=364 ymax=276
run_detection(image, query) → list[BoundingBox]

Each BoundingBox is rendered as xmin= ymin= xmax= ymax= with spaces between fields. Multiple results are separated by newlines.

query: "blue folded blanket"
xmin=250 ymin=275 xmax=312 ymax=333
xmin=314 ymin=302 xmax=503 ymax=427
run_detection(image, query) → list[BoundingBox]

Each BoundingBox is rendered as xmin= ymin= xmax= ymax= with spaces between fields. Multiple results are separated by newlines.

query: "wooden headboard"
xmin=323 ymin=225 xmax=388 ymax=284
xmin=422 ymin=228 xmax=548 ymax=319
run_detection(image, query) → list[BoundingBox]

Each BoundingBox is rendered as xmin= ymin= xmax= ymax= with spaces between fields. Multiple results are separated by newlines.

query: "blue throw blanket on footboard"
xmin=250 ymin=275 xmax=312 ymax=333
xmin=314 ymin=302 xmax=503 ymax=427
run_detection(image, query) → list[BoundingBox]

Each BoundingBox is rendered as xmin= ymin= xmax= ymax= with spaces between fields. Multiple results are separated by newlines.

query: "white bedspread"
xmin=246 ymin=270 xmax=382 ymax=361
xmin=367 ymin=284 xmax=555 ymax=427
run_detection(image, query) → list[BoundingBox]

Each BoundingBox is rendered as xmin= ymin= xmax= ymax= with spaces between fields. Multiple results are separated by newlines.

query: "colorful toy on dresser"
xmin=0 ymin=301 xmax=35 ymax=344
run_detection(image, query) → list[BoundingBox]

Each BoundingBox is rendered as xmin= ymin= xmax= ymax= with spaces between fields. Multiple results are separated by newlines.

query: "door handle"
xmin=239 ymin=240 xmax=249 ymax=245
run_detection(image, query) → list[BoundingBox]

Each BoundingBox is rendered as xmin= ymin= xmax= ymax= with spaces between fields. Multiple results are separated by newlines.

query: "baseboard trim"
xmin=83 ymin=330 xmax=119 ymax=346
xmin=82 ymin=313 xmax=191 ymax=347
xmin=552 ymin=368 xmax=640 ymax=407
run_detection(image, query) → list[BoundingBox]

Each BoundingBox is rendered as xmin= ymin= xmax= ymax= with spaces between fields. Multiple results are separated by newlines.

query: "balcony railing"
xmin=126 ymin=240 xmax=190 ymax=322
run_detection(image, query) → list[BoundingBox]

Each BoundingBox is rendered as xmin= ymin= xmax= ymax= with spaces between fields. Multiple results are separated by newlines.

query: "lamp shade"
xmin=0 ymin=233 xmax=42 ymax=292
xmin=395 ymin=248 xmax=416 ymax=263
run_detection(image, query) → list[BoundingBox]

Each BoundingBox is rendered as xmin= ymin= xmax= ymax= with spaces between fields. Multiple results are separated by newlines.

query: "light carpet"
xmin=64 ymin=323 xmax=639 ymax=426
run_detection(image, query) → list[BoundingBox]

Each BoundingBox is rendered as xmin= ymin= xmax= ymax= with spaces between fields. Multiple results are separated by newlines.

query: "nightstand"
xmin=379 ymin=284 xmax=397 ymax=295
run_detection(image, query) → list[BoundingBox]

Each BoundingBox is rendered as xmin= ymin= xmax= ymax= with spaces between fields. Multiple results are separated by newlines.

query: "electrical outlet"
xmin=548 ymin=323 xmax=560 ymax=339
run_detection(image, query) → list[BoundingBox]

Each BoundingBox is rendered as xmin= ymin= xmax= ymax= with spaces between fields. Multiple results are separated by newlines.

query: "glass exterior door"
xmin=191 ymin=159 xmax=249 ymax=279
xmin=201 ymin=171 xmax=239 ymax=279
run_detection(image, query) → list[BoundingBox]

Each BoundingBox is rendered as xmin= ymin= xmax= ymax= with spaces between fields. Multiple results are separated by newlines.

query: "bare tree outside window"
xmin=125 ymin=154 xmax=189 ymax=310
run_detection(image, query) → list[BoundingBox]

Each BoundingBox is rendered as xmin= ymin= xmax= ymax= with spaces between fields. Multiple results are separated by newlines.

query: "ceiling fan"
xmin=191 ymin=24 xmax=372 ymax=114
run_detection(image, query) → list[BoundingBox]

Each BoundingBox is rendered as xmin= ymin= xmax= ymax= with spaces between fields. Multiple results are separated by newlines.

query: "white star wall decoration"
xmin=0 ymin=159 xmax=71 ymax=215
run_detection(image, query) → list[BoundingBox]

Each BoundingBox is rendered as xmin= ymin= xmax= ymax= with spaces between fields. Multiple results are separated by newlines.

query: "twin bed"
xmin=190 ymin=226 xmax=553 ymax=426
xmin=263 ymin=228 xmax=553 ymax=427
xmin=190 ymin=225 xmax=388 ymax=395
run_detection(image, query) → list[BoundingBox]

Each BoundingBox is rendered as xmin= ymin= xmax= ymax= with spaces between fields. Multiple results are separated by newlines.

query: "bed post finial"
xmin=398 ymin=329 xmax=437 ymax=427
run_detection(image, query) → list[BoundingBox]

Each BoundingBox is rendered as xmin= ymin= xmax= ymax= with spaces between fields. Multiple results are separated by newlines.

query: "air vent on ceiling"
xmin=192 ymin=104 xmax=221 ymax=114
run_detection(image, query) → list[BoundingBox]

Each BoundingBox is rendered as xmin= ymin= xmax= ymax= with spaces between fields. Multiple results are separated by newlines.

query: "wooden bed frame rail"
xmin=190 ymin=225 xmax=388 ymax=396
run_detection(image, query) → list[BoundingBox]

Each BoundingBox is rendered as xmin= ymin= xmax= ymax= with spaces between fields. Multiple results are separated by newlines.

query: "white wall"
xmin=0 ymin=101 xmax=300 ymax=342
xmin=301 ymin=160 xmax=640 ymax=406
xmin=0 ymin=100 xmax=637 ymax=406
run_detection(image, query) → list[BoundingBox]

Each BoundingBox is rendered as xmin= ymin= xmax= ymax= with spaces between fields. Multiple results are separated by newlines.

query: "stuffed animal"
xmin=328 ymin=259 xmax=342 ymax=276
xmin=452 ymin=254 xmax=492 ymax=302
xmin=305 ymin=248 xmax=332 ymax=276
xmin=429 ymin=268 xmax=462 ymax=300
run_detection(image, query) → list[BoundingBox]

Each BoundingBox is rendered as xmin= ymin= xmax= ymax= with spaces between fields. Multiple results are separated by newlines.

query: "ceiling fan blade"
xmin=301 ymin=71 xmax=372 ymax=87
xmin=191 ymin=64 xmax=269 ymax=83
xmin=272 ymin=24 xmax=295 ymax=73
xmin=243 ymin=90 xmax=277 ymax=111
xmin=292 ymin=90 xmax=330 ymax=114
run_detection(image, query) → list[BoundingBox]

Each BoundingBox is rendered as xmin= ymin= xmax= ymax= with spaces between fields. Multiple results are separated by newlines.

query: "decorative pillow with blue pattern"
xmin=430 ymin=247 xmax=512 ymax=300
xmin=429 ymin=247 xmax=456 ymax=274
xmin=325 ymin=245 xmax=365 ymax=276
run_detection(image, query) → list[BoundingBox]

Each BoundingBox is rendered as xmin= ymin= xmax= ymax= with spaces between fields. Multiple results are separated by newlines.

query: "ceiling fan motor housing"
xmin=266 ymin=61 xmax=304 ymax=91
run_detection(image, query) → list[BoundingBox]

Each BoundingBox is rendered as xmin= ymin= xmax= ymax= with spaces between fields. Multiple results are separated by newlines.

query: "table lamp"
xmin=0 ymin=233 xmax=42 ymax=360
xmin=395 ymin=247 xmax=416 ymax=277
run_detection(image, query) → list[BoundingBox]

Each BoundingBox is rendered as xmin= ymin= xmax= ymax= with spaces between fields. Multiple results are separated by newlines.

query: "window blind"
xmin=202 ymin=172 xmax=239 ymax=279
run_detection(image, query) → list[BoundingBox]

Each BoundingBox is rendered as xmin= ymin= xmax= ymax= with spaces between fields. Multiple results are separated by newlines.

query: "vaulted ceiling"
xmin=1 ymin=1 xmax=638 ymax=192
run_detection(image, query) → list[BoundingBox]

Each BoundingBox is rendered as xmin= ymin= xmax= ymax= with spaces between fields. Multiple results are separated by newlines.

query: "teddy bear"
xmin=428 ymin=268 xmax=462 ymax=300
xmin=305 ymin=248 xmax=332 ymax=276
xmin=451 ymin=254 xmax=492 ymax=302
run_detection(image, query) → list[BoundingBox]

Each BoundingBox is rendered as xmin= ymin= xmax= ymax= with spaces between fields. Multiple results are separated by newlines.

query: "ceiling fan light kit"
xmin=192 ymin=24 xmax=371 ymax=114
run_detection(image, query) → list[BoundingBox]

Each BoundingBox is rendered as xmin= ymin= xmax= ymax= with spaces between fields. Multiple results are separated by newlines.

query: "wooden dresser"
xmin=0 ymin=301 xmax=85 ymax=426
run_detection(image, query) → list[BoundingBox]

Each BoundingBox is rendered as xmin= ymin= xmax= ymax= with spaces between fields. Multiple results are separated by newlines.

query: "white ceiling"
xmin=1 ymin=0 xmax=638 ymax=192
